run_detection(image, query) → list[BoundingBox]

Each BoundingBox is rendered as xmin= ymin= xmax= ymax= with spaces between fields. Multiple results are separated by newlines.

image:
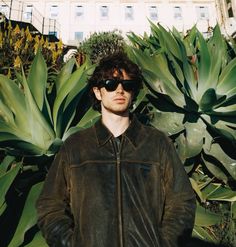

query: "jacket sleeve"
xmin=36 ymin=144 xmax=73 ymax=247
xmin=160 ymin=137 xmax=196 ymax=247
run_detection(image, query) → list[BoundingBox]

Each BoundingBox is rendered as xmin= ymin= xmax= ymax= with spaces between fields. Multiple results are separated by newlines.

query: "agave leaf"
xmin=0 ymin=75 xmax=27 ymax=129
xmin=76 ymin=107 xmax=101 ymax=130
xmin=214 ymin=104 xmax=236 ymax=116
xmin=212 ymin=119 xmax=236 ymax=140
xmin=201 ymin=129 xmax=236 ymax=181
xmin=63 ymin=65 xmax=94 ymax=110
xmin=183 ymin=25 xmax=198 ymax=56
xmin=197 ymin=31 xmax=211 ymax=95
xmin=212 ymin=109 xmax=236 ymax=118
xmin=177 ymin=37 xmax=198 ymax=98
xmin=24 ymin=231 xmax=48 ymax=247
xmin=195 ymin=204 xmax=221 ymax=227
xmin=203 ymin=28 xmax=224 ymax=91
xmin=189 ymin=177 xmax=205 ymax=203
xmin=131 ymin=48 xmax=185 ymax=106
xmin=0 ymin=163 xmax=21 ymax=215
xmin=132 ymin=86 xmax=148 ymax=111
xmin=61 ymin=126 xmax=80 ymax=141
xmin=0 ymin=99 xmax=14 ymax=124
xmin=217 ymin=58 xmax=236 ymax=97
xmin=0 ymin=120 xmax=31 ymax=141
xmin=21 ymin=71 xmax=55 ymax=150
xmin=203 ymin=143 xmax=236 ymax=180
xmin=212 ymin=122 xmax=236 ymax=140
xmin=199 ymin=88 xmax=226 ymax=112
xmin=208 ymin=25 xmax=227 ymax=69
xmin=150 ymin=111 xmax=184 ymax=136
xmin=58 ymin=86 xmax=88 ymax=137
xmin=47 ymin=138 xmax=63 ymax=155
xmin=193 ymin=172 xmax=214 ymax=191
xmin=0 ymin=132 xmax=22 ymax=142
xmin=146 ymin=92 xmax=184 ymax=113
xmin=150 ymin=21 xmax=182 ymax=60
xmin=55 ymin=57 xmax=76 ymax=93
xmin=213 ymin=94 xmax=236 ymax=112
xmin=27 ymin=49 xmax=47 ymax=110
xmin=0 ymin=155 xmax=15 ymax=175
xmin=53 ymin=60 xmax=92 ymax=133
xmin=175 ymin=121 xmax=205 ymax=162
xmin=202 ymin=183 xmax=236 ymax=202
xmin=1 ymin=139 xmax=47 ymax=155
xmin=167 ymin=52 xmax=185 ymax=85
xmin=172 ymin=26 xmax=183 ymax=40
xmin=192 ymin=226 xmax=217 ymax=243
xmin=55 ymin=83 xmax=92 ymax=138
xmin=0 ymin=202 xmax=7 ymax=216
xmin=149 ymin=22 xmax=164 ymax=48
xmin=127 ymin=32 xmax=150 ymax=49
xmin=8 ymin=182 xmax=44 ymax=247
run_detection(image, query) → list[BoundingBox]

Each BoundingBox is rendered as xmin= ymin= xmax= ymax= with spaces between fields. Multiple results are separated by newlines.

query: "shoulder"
xmin=63 ymin=125 xmax=95 ymax=146
xmin=140 ymin=121 xmax=170 ymax=141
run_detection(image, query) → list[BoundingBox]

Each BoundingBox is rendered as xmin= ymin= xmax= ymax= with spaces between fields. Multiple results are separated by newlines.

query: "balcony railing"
xmin=0 ymin=0 xmax=60 ymax=38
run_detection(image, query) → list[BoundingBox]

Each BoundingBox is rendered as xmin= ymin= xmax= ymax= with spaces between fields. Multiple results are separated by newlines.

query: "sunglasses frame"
xmin=98 ymin=79 xmax=138 ymax=92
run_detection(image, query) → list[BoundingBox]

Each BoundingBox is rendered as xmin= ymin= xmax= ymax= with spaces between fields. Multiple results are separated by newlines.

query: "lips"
xmin=114 ymin=97 xmax=126 ymax=102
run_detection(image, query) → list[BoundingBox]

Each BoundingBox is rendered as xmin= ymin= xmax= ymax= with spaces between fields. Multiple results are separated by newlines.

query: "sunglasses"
xmin=98 ymin=79 xmax=137 ymax=92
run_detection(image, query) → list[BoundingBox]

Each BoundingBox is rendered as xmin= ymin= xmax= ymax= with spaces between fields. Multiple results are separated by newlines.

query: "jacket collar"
xmin=94 ymin=115 xmax=143 ymax=148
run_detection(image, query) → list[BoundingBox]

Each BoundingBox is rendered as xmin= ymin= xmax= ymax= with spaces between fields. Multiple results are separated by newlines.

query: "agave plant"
xmin=126 ymin=23 xmax=236 ymax=245
xmin=0 ymin=49 xmax=99 ymax=247
xmin=0 ymin=40 xmax=149 ymax=246
xmin=0 ymin=48 xmax=97 ymax=157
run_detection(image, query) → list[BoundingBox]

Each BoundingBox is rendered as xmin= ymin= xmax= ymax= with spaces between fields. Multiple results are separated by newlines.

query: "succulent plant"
xmin=126 ymin=22 xmax=236 ymax=244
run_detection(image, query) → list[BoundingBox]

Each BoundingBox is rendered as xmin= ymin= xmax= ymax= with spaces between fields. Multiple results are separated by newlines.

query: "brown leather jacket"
xmin=36 ymin=116 xmax=196 ymax=247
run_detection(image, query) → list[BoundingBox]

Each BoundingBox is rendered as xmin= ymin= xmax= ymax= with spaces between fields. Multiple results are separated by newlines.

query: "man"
xmin=36 ymin=52 xmax=196 ymax=247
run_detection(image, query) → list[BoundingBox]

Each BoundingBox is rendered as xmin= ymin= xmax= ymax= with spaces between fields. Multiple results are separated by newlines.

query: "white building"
xmin=0 ymin=0 xmax=235 ymax=45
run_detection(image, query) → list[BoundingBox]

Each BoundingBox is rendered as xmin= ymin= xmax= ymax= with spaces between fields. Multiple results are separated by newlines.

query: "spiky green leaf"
xmin=27 ymin=48 xmax=47 ymax=110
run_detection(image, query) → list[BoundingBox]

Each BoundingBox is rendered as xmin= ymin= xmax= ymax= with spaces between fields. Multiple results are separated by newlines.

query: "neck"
xmin=101 ymin=111 xmax=130 ymax=137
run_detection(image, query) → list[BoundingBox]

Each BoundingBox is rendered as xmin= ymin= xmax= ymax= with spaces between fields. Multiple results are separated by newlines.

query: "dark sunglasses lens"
xmin=104 ymin=79 xmax=119 ymax=91
xmin=100 ymin=79 xmax=137 ymax=92
xmin=122 ymin=80 xmax=137 ymax=91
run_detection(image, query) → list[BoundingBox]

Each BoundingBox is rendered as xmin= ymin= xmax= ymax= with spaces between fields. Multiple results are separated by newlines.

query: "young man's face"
xmin=93 ymin=69 xmax=135 ymax=116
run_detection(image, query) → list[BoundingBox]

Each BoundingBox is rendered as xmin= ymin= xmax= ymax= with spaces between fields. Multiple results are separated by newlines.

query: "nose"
xmin=116 ymin=83 xmax=124 ymax=93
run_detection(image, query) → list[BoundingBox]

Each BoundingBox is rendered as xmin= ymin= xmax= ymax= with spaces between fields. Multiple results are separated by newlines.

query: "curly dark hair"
xmin=87 ymin=52 xmax=143 ymax=112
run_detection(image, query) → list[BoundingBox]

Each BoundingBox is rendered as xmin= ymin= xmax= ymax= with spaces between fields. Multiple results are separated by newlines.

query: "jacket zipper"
xmin=111 ymin=138 xmax=124 ymax=247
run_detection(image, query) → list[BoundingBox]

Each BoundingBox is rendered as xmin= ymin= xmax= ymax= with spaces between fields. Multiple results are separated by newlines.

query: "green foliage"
xmin=8 ymin=182 xmax=44 ymax=247
xmin=0 ymin=21 xmax=64 ymax=78
xmin=77 ymin=30 xmax=126 ymax=64
xmin=1 ymin=24 xmax=236 ymax=247
xmin=0 ymin=156 xmax=20 ymax=216
xmin=127 ymin=22 xmax=236 ymax=246
xmin=0 ymin=49 xmax=99 ymax=246
xmin=0 ymin=49 xmax=96 ymax=156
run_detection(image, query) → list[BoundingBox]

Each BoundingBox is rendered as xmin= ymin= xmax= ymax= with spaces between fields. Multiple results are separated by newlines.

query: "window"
xmin=125 ymin=6 xmax=134 ymax=21
xmin=75 ymin=32 xmax=83 ymax=42
xmin=174 ymin=6 xmax=182 ymax=20
xmin=49 ymin=31 xmax=57 ymax=37
xmin=196 ymin=6 xmax=209 ymax=20
xmin=50 ymin=5 xmax=59 ymax=19
xmin=100 ymin=6 xmax=109 ymax=20
xmin=24 ymin=5 xmax=33 ymax=21
xmin=75 ymin=5 xmax=84 ymax=19
xmin=149 ymin=6 xmax=158 ymax=21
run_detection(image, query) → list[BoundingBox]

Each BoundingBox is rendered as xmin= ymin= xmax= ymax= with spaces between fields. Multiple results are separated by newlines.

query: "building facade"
xmin=0 ymin=0 xmax=235 ymax=45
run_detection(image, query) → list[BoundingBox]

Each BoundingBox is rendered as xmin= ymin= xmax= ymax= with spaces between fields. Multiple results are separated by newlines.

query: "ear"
xmin=93 ymin=87 xmax=102 ymax=101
